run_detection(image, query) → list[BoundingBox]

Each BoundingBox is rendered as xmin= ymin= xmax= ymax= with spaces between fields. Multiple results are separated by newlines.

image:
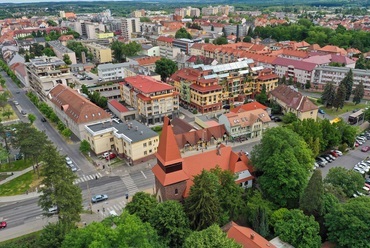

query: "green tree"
xmin=243 ymin=36 xmax=252 ymax=42
xmin=287 ymin=76 xmax=294 ymax=85
xmin=79 ymin=140 xmax=91 ymax=154
xmin=126 ymin=192 xmax=158 ymax=223
xmin=204 ymin=37 xmax=209 ymax=43
xmin=185 ymin=170 xmax=222 ymax=230
xmin=255 ymin=84 xmax=268 ymax=105
xmin=175 ymin=27 xmax=192 ymax=39
xmin=333 ymin=82 xmax=346 ymax=111
xmin=282 ymin=112 xmax=298 ymax=124
xmin=324 ymin=167 xmax=364 ymax=197
xmin=251 ymin=127 xmax=313 ymax=208
xmin=352 ymin=81 xmax=364 ymax=105
xmin=62 ymin=54 xmax=72 ymax=65
xmin=155 ymin=58 xmax=178 ymax=81
xmin=333 ymin=119 xmax=357 ymax=146
xmin=274 ymin=209 xmax=321 ymax=248
xmin=149 ymin=201 xmax=190 ymax=247
xmin=300 ymin=170 xmax=324 ymax=217
xmin=122 ymin=41 xmax=142 ymax=58
xmin=0 ymin=92 xmax=9 ymax=110
xmin=183 ymin=224 xmax=242 ymax=248
xmin=344 ymin=69 xmax=354 ymax=100
xmin=2 ymin=108 xmax=12 ymax=119
xmin=39 ymin=144 xmax=82 ymax=233
xmin=213 ymin=36 xmax=228 ymax=45
xmin=279 ymin=75 xmax=286 ymax=85
xmin=37 ymin=223 xmax=67 ymax=248
xmin=325 ymin=197 xmax=370 ymax=248
xmin=28 ymin=114 xmax=36 ymax=124
xmin=321 ymin=82 xmax=336 ymax=106
xmin=305 ymin=80 xmax=311 ymax=89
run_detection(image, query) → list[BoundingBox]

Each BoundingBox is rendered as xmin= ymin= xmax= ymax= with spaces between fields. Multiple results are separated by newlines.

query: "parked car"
xmin=15 ymin=153 xmax=23 ymax=160
xmin=356 ymin=139 xmax=364 ymax=145
xmin=316 ymin=160 xmax=326 ymax=167
xmin=329 ymin=151 xmax=339 ymax=157
xmin=357 ymin=136 xmax=366 ymax=142
xmin=327 ymin=154 xmax=336 ymax=160
xmin=105 ymin=153 xmax=117 ymax=160
xmin=91 ymin=194 xmax=108 ymax=203
xmin=355 ymin=142 xmax=360 ymax=147
xmin=362 ymin=146 xmax=370 ymax=152
xmin=365 ymin=178 xmax=370 ymax=185
xmin=48 ymin=206 xmax=58 ymax=214
xmin=331 ymin=150 xmax=343 ymax=156
xmin=316 ymin=157 xmax=328 ymax=166
xmin=274 ymin=116 xmax=282 ymax=122
xmin=69 ymin=164 xmax=78 ymax=172
xmin=318 ymin=109 xmax=325 ymax=114
xmin=354 ymin=167 xmax=365 ymax=174
xmin=0 ymin=221 xmax=7 ymax=229
xmin=65 ymin=157 xmax=73 ymax=165
xmin=320 ymin=155 xmax=333 ymax=163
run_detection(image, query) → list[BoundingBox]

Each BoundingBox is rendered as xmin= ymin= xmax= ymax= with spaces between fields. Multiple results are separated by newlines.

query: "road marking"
xmin=97 ymin=172 xmax=102 ymax=177
xmin=141 ymin=170 xmax=147 ymax=179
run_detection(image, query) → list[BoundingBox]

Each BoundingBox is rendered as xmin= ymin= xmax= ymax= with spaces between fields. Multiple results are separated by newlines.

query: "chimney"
xmin=250 ymin=233 xmax=255 ymax=240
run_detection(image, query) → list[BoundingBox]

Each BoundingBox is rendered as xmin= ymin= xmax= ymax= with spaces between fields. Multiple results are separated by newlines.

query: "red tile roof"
xmin=170 ymin=68 xmax=202 ymax=82
xmin=231 ymin=102 xmax=268 ymax=113
xmin=223 ymin=222 xmax=276 ymax=248
xmin=108 ymin=99 xmax=129 ymax=113
xmin=190 ymin=83 xmax=222 ymax=93
xmin=49 ymin=84 xmax=111 ymax=124
xmin=135 ymin=56 xmax=161 ymax=66
xmin=272 ymin=57 xmax=317 ymax=71
xmin=122 ymin=75 xmax=174 ymax=94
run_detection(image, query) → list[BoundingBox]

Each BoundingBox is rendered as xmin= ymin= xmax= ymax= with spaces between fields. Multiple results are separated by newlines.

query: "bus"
xmin=348 ymin=109 xmax=364 ymax=125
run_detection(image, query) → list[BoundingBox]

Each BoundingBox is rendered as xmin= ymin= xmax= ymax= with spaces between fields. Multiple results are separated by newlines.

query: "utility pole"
xmin=86 ymin=180 xmax=92 ymax=214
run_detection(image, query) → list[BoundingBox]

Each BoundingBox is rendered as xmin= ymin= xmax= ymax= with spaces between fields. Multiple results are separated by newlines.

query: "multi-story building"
xmin=96 ymin=32 xmax=114 ymax=39
xmin=312 ymin=66 xmax=370 ymax=98
xmin=121 ymin=18 xmax=141 ymax=41
xmin=272 ymin=57 xmax=317 ymax=88
xmin=48 ymin=41 xmax=77 ymax=65
xmin=269 ymin=84 xmax=318 ymax=120
xmin=172 ymin=38 xmax=202 ymax=54
xmin=25 ymin=56 xmax=74 ymax=100
xmin=219 ymin=102 xmax=271 ymax=140
xmin=201 ymin=6 xmax=219 ymax=16
xmin=223 ymin=24 xmax=248 ymax=37
xmin=48 ymin=84 xmax=111 ymax=140
xmin=85 ymin=119 xmax=159 ymax=165
xmin=97 ymin=61 xmax=139 ymax=81
xmin=83 ymin=43 xmax=112 ymax=63
xmin=120 ymin=75 xmax=179 ymax=124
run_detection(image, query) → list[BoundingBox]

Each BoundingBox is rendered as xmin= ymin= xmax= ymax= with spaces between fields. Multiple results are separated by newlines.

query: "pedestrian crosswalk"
xmin=98 ymin=200 xmax=126 ymax=218
xmin=74 ymin=173 xmax=103 ymax=184
xmin=121 ymin=173 xmax=139 ymax=196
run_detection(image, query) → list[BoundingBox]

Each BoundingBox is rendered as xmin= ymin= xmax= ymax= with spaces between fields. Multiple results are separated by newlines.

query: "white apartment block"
xmin=97 ymin=61 xmax=139 ymax=81
xmin=159 ymin=46 xmax=181 ymax=59
xmin=121 ymin=18 xmax=141 ymax=41
xmin=313 ymin=66 xmax=370 ymax=97
xmin=48 ymin=41 xmax=77 ymax=64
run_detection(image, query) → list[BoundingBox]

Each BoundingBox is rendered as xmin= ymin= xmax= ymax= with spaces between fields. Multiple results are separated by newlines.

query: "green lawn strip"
xmin=0 ymin=173 xmax=11 ymax=181
xmin=0 ymin=170 xmax=38 ymax=196
xmin=0 ymin=159 xmax=33 ymax=172
xmin=0 ymin=230 xmax=41 ymax=248
xmin=321 ymin=102 xmax=367 ymax=116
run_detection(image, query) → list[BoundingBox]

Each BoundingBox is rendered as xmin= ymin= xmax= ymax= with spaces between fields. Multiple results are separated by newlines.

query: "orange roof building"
xmin=223 ymin=222 xmax=277 ymax=248
xmin=152 ymin=116 xmax=254 ymax=202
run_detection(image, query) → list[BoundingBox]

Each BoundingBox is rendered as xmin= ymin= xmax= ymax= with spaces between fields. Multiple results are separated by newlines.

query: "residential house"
xmin=85 ymin=119 xmax=159 ymax=165
xmin=119 ymin=75 xmax=179 ymax=124
xmin=10 ymin=62 xmax=29 ymax=87
xmin=152 ymin=116 xmax=254 ymax=202
xmin=219 ymin=103 xmax=271 ymax=140
xmin=269 ymin=84 xmax=318 ymax=120
xmin=140 ymin=44 xmax=160 ymax=57
xmin=83 ymin=43 xmax=112 ymax=64
xmin=48 ymin=84 xmax=111 ymax=140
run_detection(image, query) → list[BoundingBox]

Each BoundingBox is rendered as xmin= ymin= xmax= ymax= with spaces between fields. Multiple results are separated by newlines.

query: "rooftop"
xmin=86 ymin=119 xmax=158 ymax=143
xmin=122 ymin=75 xmax=174 ymax=94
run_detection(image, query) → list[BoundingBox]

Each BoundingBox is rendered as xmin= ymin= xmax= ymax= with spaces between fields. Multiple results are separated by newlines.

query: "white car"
xmin=354 ymin=167 xmax=365 ymax=174
xmin=356 ymin=164 xmax=369 ymax=172
xmin=357 ymin=136 xmax=366 ymax=142
xmin=356 ymin=139 xmax=364 ymax=145
xmin=65 ymin=157 xmax=73 ymax=165
xmin=332 ymin=150 xmax=343 ymax=156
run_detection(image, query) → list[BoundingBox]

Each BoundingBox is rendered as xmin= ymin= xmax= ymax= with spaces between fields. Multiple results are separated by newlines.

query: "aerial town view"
xmin=0 ymin=0 xmax=370 ymax=247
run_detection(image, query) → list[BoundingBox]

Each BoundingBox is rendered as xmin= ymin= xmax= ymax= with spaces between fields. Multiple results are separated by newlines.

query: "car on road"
xmin=105 ymin=153 xmax=117 ymax=160
xmin=91 ymin=194 xmax=108 ymax=203
xmin=65 ymin=157 xmax=73 ymax=165
xmin=0 ymin=221 xmax=7 ymax=229
xmin=41 ymin=117 xmax=47 ymax=122
xmin=361 ymin=146 xmax=370 ymax=152
xmin=69 ymin=164 xmax=78 ymax=172
xmin=318 ymin=109 xmax=325 ymax=114
xmin=13 ymin=100 xmax=19 ymax=105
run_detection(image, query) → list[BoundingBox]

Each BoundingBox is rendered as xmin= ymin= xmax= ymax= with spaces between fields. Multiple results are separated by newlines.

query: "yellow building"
xmin=96 ymin=32 xmax=114 ymax=39
xmin=269 ymin=84 xmax=318 ymax=120
xmin=85 ymin=119 xmax=159 ymax=165
xmin=83 ymin=42 xmax=112 ymax=63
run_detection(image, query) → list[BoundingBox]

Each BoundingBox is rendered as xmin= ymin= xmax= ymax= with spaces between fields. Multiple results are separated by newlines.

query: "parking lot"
xmin=319 ymin=137 xmax=370 ymax=178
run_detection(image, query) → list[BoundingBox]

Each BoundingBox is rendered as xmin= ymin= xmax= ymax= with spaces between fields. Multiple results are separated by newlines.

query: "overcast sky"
xmin=0 ymin=0 xmax=133 ymax=3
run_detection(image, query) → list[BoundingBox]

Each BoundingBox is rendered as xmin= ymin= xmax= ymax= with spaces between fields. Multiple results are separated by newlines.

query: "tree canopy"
xmin=323 ymin=167 xmax=364 ymax=197
xmin=325 ymin=197 xmax=370 ymax=248
xmin=175 ymin=27 xmax=192 ymax=39
xmin=213 ymin=36 xmax=228 ymax=45
xmin=352 ymin=81 xmax=364 ymax=105
xmin=251 ymin=127 xmax=313 ymax=208
xmin=300 ymin=169 xmax=324 ymax=218
xmin=126 ymin=192 xmax=158 ymax=223
xmin=155 ymin=58 xmax=178 ymax=81
xmin=321 ymin=82 xmax=336 ymax=107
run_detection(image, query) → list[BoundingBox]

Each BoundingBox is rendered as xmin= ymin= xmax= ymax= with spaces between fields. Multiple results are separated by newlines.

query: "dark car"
xmin=318 ymin=109 xmax=325 ymax=114
xmin=274 ymin=117 xmax=282 ymax=122
xmin=91 ymin=194 xmax=108 ymax=203
xmin=41 ymin=117 xmax=47 ymax=122
xmin=316 ymin=160 xmax=326 ymax=168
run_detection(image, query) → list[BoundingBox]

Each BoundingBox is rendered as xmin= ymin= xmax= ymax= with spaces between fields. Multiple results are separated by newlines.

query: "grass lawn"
xmin=0 ymin=104 xmax=18 ymax=121
xmin=0 ymin=173 xmax=11 ymax=181
xmin=321 ymin=102 xmax=368 ymax=116
xmin=0 ymin=230 xmax=41 ymax=248
xmin=0 ymin=169 xmax=43 ymax=196
xmin=0 ymin=159 xmax=33 ymax=172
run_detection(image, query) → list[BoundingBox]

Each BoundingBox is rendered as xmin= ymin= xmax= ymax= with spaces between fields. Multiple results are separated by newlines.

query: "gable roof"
xmin=171 ymin=117 xmax=196 ymax=135
xmin=224 ymin=109 xmax=271 ymax=128
xmin=231 ymin=102 xmax=268 ymax=113
xmin=223 ymin=222 xmax=276 ymax=248
xmin=272 ymin=57 xmax=317 ymax=71
xmin=108 ymin=99 xmax=129 ymax=113
xmin=157 ymin=36 xmax=174 ymax=43
xmin=135 ymin=56 xmax=161 ymax=66
xmin=269 ymin=85 xmax=318 ymax=112
xmin=48 ymin=84 xmax=111 ymax=124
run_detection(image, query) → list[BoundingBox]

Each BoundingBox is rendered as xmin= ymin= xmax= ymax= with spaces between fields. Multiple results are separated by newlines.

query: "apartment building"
xmin=173 ymin=38 xmax=202 ymax=54
xmin=312 ymin=66 xmax=370 ymax=97
xmin=121 ymin=18 xmax=141 ymax=41
xmin=73 ymin=20 xmax=105 ymax=39
xmin=96 ymin=32 xmax=114 ymax=39
xmin=97 ymin=61 xmax=139 ymax=81
xmin=83 ymin=43 xmax=112 ymax=63
xmin=119 ymin=75 xmax=179 ymax=124
xmin=201 ymin=5 xmax=234 ymax=16
xmin=25 ymin=56 xmax=74 ymax=100
xmin=85 ymin=119 xmax=159 ymax=165
xmin=174 ymin=6 xmax=201 ymax=17
xmin=48 ymin=84 xmax=111 ymax=140
xmin=48 ymin=41 xmax=77 ymax=64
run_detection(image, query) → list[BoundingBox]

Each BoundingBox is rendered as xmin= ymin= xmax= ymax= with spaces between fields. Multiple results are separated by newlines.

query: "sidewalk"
xmin=0 ymin=165 xmax=34 ymax=185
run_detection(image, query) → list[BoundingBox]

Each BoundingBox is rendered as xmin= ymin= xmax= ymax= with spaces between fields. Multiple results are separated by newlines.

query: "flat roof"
xmin=86 ymin=119 xmax=158 ymax=143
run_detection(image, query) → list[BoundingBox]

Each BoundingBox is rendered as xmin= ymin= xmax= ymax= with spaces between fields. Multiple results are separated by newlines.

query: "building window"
xmin=149 ymin=149 xmax=152 ymax=153
xmin=143 ymin=143 xmax=147 ymax=147
xmin=175 ymin=189 xmax=178 ymax=195
xmin=110 ymin=138 xmax=114 ymax=142
xmin=149 ymin=141 xmax=152 ymax=145
xmin=144 ymin=151 xmax=147 ymax=155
